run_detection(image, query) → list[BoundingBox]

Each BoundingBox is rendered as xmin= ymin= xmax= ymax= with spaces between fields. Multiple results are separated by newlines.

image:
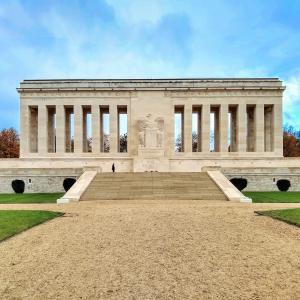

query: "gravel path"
xmin=0 ymin=200 xmax=300 ymax=300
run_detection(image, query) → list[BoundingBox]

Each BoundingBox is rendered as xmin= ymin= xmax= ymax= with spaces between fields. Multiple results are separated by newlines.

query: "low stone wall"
xmin=224 ymin=167 xmax=300 ymax=191
xmin=0 ymin=168 xmax=82 ymax=193
xmin=0 ymin=158 xmax=300 ymax=193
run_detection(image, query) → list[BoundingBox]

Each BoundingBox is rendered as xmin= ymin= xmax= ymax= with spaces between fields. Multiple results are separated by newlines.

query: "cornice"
xmin=18 ymin=87 xmax=284 ymax=98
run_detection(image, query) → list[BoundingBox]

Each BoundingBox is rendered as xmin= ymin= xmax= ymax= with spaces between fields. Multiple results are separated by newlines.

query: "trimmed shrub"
xmin=276 ymin=179 xmax=291 ymax=192
xmin=63 ymin=178 xmax=76 ymax=192
xmin=11 ymin=179 xmax=25 ymax=194
xmin=229 ymin=178 xmax=248 ymax=191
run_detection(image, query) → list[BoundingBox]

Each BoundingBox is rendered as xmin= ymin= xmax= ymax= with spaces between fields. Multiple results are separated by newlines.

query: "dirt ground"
xmin=0 ymin=200 xmax=300 ymax=300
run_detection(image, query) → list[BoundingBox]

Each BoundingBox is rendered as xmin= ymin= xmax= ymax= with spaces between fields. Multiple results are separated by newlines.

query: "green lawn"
xmin=244 ymin=191 xmax=300 ymax=203
xmin=256 ymin=208 xmax=300 ymax=227
xmin=0 ymin=193 xmax=64 ymax=204
xmin=0 ymin=210 xmax=63 ymax=241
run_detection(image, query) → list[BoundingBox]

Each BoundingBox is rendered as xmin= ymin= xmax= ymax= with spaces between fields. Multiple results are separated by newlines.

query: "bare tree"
xmin=0 ymin=128 xmax=19 ymax=158
xmin=119 ymin=133 xmax=128 ymax=152
xmin=283 ymin=125 xmax=300 ymax=157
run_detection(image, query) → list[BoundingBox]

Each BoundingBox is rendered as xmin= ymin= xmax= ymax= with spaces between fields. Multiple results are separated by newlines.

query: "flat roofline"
xmin=19 ymin=77 xmax=284 ymax=93
xmin=22 ymin=77 xmax=280 ymax=82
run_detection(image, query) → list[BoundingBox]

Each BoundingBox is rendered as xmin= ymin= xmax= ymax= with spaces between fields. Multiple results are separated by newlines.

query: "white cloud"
xmin=1 ymin=0 xmax=300 ymax=130
xmin=283 ymin=74 xmax=300 ymax=127
xmin=284 ymin=76 xmax=300 ymax=107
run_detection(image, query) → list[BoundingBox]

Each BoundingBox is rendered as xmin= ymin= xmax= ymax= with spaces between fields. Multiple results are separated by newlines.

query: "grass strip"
xmin=0 ymin=193 xmax=64 ymax=204
xmin=255 ymin=208 xmax=300 ymax=228
xmin=0 ymin=210 xmax=63 ymax=241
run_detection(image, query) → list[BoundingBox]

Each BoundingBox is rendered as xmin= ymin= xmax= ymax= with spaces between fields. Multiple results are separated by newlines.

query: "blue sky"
xmin=1 ymin=0 xmax=300 ymax=131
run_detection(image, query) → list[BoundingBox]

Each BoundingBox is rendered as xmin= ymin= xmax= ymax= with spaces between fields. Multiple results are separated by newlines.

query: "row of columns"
xmin=21 ymin=104 xmax=122 ymax=155
xmin=179 ymin=103 xmax=282 ymax=153
xmin=20 ymin=102 xmax=282 ymax=156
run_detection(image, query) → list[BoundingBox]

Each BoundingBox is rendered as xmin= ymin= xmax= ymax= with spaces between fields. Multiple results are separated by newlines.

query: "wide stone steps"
xmin=81 ymin=172 xmax=228 ymax=201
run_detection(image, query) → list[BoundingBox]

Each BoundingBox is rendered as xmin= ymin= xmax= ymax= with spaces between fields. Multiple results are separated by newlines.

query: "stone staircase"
xmin=80 ymin=172 xmax=228 ymax=201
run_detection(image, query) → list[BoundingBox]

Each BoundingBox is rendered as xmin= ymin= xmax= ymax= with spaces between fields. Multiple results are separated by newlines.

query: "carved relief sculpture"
xmin=156 ymin=117 xmax=164 ymax=148
xmin=137 ymin=114 xmax=164 ymax=148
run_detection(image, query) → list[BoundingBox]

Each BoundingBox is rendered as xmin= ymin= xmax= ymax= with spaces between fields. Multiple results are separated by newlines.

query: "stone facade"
xmin=18 ymin=79 xmax=284 ymax=168
xmin=0 ymin=158 xmax=300 ymax=192
xmin=0 ymin=77 xmax=296 ymax=193
xmin=1 ymin=167 xmax=300 ymax=193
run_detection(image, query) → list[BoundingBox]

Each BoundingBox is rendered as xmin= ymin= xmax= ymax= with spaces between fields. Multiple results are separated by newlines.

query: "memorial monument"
xmin=0 ymin=78 xmax=299 ymax=195
xmin=17 ymin=78 xmax=283 ymax=162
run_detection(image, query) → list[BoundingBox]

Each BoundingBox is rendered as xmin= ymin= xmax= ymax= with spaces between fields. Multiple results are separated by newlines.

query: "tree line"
xmin=0 ymin=126 xmax=300 ymax=158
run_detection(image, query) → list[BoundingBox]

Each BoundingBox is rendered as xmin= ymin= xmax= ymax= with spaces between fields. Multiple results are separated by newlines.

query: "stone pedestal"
xmin=145 ymin=128 xmax=157 ymax=148
xmin=138 ymin=147 xmax=164 ymax=158
xmin=136 ymin=145 xmax=167 ymax=171
xmin=133 ymin=157 xmax=170 ymax=172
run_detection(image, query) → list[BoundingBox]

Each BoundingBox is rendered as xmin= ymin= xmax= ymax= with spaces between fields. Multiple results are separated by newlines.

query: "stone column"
xmin=92 ymin=105 xmax=100 ymax=153
xmin=247 ymin=106 xmax=255 ymax=152
xmin=184 ymin=103 xmax=192 ymax=152
xmin=273 ymin=103 xmax=283 ymax=156
xmin=110 ymin=104 xmax=118 ymax=153
xmin=196 ymin=108 xmax=201 ymax=152
xmin=74 ymin=105 xmax=83 ymax=154
xmin=29 ymin=107 xmax=38 ymax=153
xmin=237 ymin=103 xmax=247 ymax=152
xmin=213 ymin=108 xmax=220 ymax=152
xmin=38 ymin=104 xmax=47 ymax=155
xmin=220 ymin=104 xmax=228 ymax=152
xmin=255 ymin=104 xmax=264 ymax=152
xmin=201 ymin=104 xmax=210 ymax=152
xmin=65 ymin=109 xmax=71 ymax=152
xmin=20 ymin=104 xmax=29 ymax=157
xmin=126 ymin=105 xmax=130 ymax=154
xmin=264 ymin=106 xmax=273 ymax=152
xmin=48 ymin=107 xmax=56 ymax=153
xmin=82 ymin=110 xmax=88 ymax=152
xmin=169 ymin=105 xmax=175 ymax=154
xmin=229 ymin=107 xmax=238 ymax=152
xmin=56 ymin=105 xmax=65 ymax=154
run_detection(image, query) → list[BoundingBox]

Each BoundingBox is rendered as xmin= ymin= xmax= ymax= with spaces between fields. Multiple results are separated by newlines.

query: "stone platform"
xmin=1 ymin=157 xmax=300 ymax=193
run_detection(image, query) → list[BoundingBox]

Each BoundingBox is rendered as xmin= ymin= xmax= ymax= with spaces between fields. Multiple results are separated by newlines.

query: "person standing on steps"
xmin=112 ymin=163 xmax=115 ymax=173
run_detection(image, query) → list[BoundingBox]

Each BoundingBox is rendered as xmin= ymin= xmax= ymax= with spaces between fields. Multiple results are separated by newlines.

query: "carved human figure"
xmin=137 ymin=120 xmax=146 ymax=147
xmin=156 ymin=118 xmax=164 ymax=148
xmin=145 ymin=114 xmax=157 ymax=130
xmin=137 ymin=115 xmax=164 ymax=148
xmin=138 ymin=130 xmax=145 ymax=147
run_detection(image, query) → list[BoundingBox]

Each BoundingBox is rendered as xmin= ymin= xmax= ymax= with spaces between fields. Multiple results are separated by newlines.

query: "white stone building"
xmin=0 ymin=78 xmax=299 ymax=195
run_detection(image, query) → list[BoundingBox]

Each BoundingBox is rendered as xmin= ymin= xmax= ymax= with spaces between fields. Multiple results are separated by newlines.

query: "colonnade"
xmin=173 ymin=102 xmax=282 ymax=154
xmin=20 ymin=102 xmax=282 ymax=156
xmin=20 ymin=104 xmax=126 ymax=155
